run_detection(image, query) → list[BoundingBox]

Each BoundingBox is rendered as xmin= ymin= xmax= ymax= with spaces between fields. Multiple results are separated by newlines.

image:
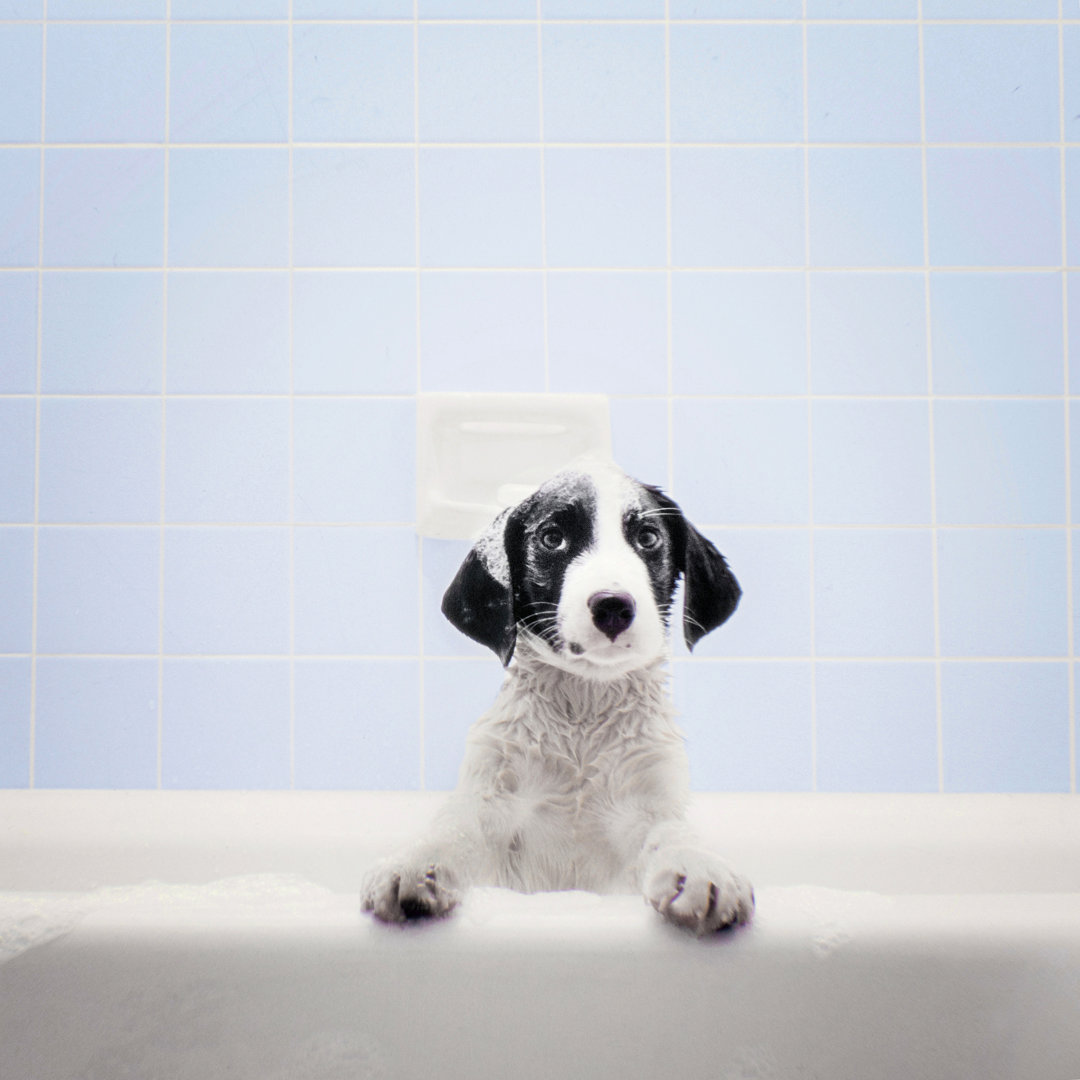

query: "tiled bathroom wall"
xmin=1 ymin=0 xmax=1078 ymax=793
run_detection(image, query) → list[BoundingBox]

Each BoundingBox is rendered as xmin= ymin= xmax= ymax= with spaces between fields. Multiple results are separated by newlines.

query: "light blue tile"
xmin=0 ymin=25 xmax=41 ymax=142
xmin=39 ymin=398 xmax=160 ymax=523
xmin=542 ymin=24 xmax=663 ymax=143
xmin=419 ymin=271 xmax=545 ymax=391
xmin=673 ymin=660 xmax=813 ymax=791
xmin=610 ymin=398 xmax=669 ymax=489
xmin=547 ymin=272 xmax=667 ymax=395
xmin=0 ymin=529 xmax=33 ymax=653
xmin=0 ymin=0 xmax=42 ymax=16
xmin=545 ymin=149 xmax=666 ymax=268
xmin=807 ymin=0 xmax=915 ymax=14
xmin=295 ymin=660 xmax=420 ymax=789
xmin=930 ymin=273 xmax=1063 ymax=396
xmin=671 ymin=528 xmax=811 ymax=660
xmin=670 ymin=0 xmax=799 ymax=14
xmin=49 ymin=0 xmax=165 ymax=14
xmin=673 ymin=272 xmax=806 ymax=395
xmin=0 ymin=401 xmax=38 ymax=536
xmin=293 ymin=399 xmax=415 ymax=523
xmin=424 ymin=659 xmax=504 ymax=790
xmin=941 ymin=662 xmax=1070 ymax=793
xmin=165 ymin=400 xmax=290 ymax=523
xmin=166 ymin=272 xmax=289 ymax=394
xmin=293 ymin=527 xmax=418 ymax=655
xmin=934 ymin=400 xmax=1065 ymax=525
xmin=293 ymin=273 xmax=415 ymax=395
xmin=809 ymin=149 xmax=923 ymax=268
xmin=812 ymin=400 xmax=932 ymax=525
xmin=163 ymin=527 xmax=290 ymax=654
xmin=170 ymin=24 xmax=288 ymax=144
xmin=928 ymin=149 xmax=1060 ymax=268
xmin=44 ymin=149 xmax=164 ymax=268
xmin=0 ymin=149 xmax=40 ymax=267
xmin=544 ymin=0 xmax=663 ymax=15
xmin=37 ymin=527 xmax=159 ymax=654
xmin=816 ymin=663 xmax=938 ymax=793
xmin=423 ymin=538 xmax=491 ymax=659
xmin=672 ymin=149 xmax=804 ymax=268
xmin=924 ymin=0 xmax=1056 ymax=13
xmin=0 ymin=400 xmax=34 ymax=523
xmin=671 ymin=25 xmax=802 ymax=144
xmin=294 ymin=149 xmax=414 ymax=268
xmin=294 ymin=24 xmax=413 ymax=142
xmin=45 ymin=25 xmax=165 ymax=143
xmin=421 ymin=0 xmax=533 ymax=14
xmin=420 ymin=25 xmax=537 ymax=142
xmin=293 ymin=0 xmax=411 ymax=14
xmin=1071 ymin=275 xmax=1080 ymax=395
xmin=168 ymin=149 xmax=288 ymax=268
xmin=35 ymin=658 xmax=158 ymax=789
xmin=42 ymin=271 xmax=162 ymax=394
xmin=173 ymin=0 xmax=288 ymax=17
xmin=938 ymin=529 xmax=1068 ymax=658
xmin=924 ymin=25 xmax=1058 ymax=145
xmin=673 ymin=399 xmax=810 ymax=526
xmin=162 ymin=659 xmax=290 ymax=789
xmin=1066 ymin=29 xmax=1080 ymax=146
xmin=807 ymin=26 xmax=919 ymax=144
xmin=809 ymin=273 xmax=926 ymax=395
xmin=814 ymin=529 xmax=935 ymax=657
xmin=0 ymin=272 xmax=37 ymax=392
xmin=420 ymin=149 xmax=541 ymax=268
xmin=1069 ymin=151 xmax=1080 ymax=269
xmin=0 ymin=659 xmax=30 ymax=789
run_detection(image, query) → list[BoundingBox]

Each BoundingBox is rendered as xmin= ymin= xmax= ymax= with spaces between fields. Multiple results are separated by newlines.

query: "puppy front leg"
xmin=361 ymin=797 xmax=484 ymax=924
xmin=639 ymin=819 xmax=755 ymax=936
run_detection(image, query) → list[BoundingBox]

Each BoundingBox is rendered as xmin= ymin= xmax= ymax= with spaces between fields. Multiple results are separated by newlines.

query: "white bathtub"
xmin=1 ymin=792 xmax=1078 ymax=1080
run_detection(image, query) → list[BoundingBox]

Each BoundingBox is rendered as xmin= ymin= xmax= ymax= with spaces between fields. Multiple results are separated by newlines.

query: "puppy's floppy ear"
xmin=441 ymin=510 xmax=517 ymax=666
xmin=647 ymin=487 xmax=741 ymax=651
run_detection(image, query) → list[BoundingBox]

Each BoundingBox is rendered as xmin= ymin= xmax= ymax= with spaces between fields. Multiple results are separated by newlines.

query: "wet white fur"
xmin=361 ymin=462 xmax=754 ymax=935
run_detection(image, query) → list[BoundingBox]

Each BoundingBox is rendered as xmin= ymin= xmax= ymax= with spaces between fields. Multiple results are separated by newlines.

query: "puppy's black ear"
xmin=441 ymin=513 xmax=517 ymax=666
xmin=647 ymin=487 xmax=741 ymax=651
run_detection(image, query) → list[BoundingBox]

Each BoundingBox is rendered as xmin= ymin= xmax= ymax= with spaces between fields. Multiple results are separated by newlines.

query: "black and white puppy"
xmin=361 ymin=459 xmax=755 ymax=936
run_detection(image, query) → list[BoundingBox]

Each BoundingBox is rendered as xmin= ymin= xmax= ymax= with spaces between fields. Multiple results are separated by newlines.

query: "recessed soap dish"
xmin=416 ymin=393 xmax=612 ymax=539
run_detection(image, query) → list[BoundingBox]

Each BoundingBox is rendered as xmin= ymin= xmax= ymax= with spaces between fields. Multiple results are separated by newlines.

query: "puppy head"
xmin=441 ymin=461 xmax=741 ymax=677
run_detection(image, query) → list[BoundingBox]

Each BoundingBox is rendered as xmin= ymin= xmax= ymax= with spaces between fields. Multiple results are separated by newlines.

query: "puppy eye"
xmin=539 ymin=526 xmax=566 ymax=551
xmin=637 ymin=526 xmax=662 ymax=551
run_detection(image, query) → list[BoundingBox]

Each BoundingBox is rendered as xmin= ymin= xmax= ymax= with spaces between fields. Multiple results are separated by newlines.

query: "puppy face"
xmin=442 ymin=462 xmax=741 ymax=676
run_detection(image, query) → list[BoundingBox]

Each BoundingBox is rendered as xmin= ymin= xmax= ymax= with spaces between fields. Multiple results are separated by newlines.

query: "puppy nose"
xmin=588 ymin=591 xmax=636 ymax=642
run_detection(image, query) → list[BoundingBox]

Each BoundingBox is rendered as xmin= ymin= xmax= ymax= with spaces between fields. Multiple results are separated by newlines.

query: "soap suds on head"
xmin=474 ymin=507 xmax=512 ymax=587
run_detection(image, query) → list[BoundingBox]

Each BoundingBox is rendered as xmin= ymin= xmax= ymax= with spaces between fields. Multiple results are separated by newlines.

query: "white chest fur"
xmin=456 ymin=645 xmax=691 ymax=893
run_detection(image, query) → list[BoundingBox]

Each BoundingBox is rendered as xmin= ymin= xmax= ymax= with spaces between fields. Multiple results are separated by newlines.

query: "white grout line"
xmin=2 ymin=264 xmax=1077 ymax=274
xmin=4 ymin=16 xmax=1076 ymax=25
xmin=1060 ymin=0 xmax=1077 ymax=795
xmin=27 ymin=3 xmax=47 ymax=790
xmin=413 ymin=0 xmax=426 ymax=793
xmin=156 ymin=0 xmax=172 ymax=791
xmin=6 ymin=139 xmax=1080 ymax=150
xmin=802 ymin=0 xmax=818 ymax=793
xmin=665 ymin=0 xmax=675 ymax=496
xmin=287 ymin=0 xmax=296 ymax=791
xmin=3 ymin=653 xmax=1070 ymax=664
xmin=537 ymin=1 xmax=550 ymax=393
xmin=917 ymin=0 xmax=945 ymax=794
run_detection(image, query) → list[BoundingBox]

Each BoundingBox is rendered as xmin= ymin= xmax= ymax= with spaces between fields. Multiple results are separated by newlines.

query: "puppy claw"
xmin=361 ymin=861 xmax=460 ymax=925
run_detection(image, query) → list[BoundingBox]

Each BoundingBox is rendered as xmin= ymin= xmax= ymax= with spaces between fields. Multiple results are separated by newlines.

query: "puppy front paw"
xmin=361 ymin=860 xmax=460 ymax=925
xmin=645 ymin=857 xmax=754 ymax=936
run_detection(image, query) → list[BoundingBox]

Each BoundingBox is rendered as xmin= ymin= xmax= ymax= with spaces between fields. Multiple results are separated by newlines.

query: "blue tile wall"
xmin=0 ymin=6 xmax=1075 ymax=795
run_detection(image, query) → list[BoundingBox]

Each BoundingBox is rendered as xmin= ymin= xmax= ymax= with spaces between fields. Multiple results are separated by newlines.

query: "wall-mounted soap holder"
xmin=416 ymin=393 xmax=612 ymax=539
